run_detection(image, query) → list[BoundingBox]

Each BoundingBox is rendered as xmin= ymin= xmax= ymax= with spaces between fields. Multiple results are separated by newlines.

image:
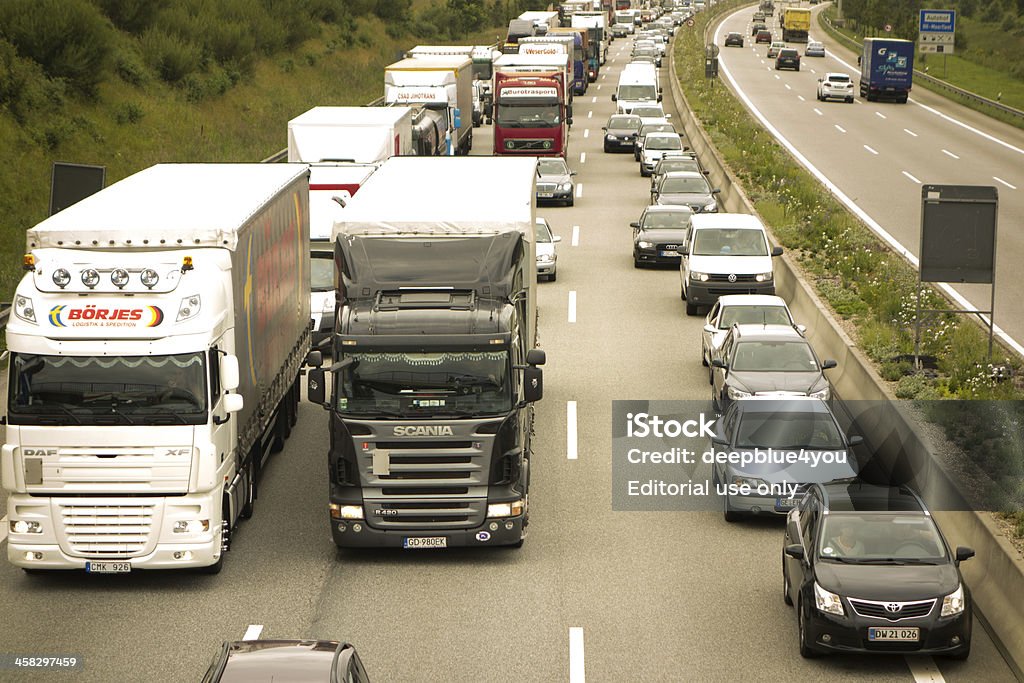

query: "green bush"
xmin=90 ymin=0 xmax=167 ymax=32
xmin=114 ymin=101 xmax=145 ymax=125
xmin=0 ymin=37 xmax=67 ymax=124
xmin=0 ymin=0 xmax=113 ymax=96
xmin=140 ymin=27 xmax=202 ymax=83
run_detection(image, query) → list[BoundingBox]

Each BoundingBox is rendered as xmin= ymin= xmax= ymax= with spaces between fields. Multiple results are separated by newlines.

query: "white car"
xmin=535 ymin=217 xmax=562 ymax=281
xmin=640 ymin=133 xmax=686 ymax=176
xmin=817 ymin=72 xmax=855 ymax=103
xmin=631 ymin=103 xmax=670 ymax=127
xmin=701 ymin=294 xmax=804 ymax=369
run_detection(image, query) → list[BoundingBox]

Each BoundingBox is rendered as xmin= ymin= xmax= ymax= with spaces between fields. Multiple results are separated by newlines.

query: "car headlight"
xmin=941 ymin=583 xmax=965 ymax=617
xmin=637 ymin=240 xmax=655 ymax=249
xmin=808 ymin=380 xmax=830 ymax=400
xmin=727 ymin=386 xmax=752 ymax=400
xmin=814 ymin=581 xmax=845 ymax=616
xmin=690 ymin=271 xmax=710 ymax=282
xmin=560 ymin=183 xmax=572 ymax=192
xmin=488 ymin=499 xmax=525 ymax=518
xmin=731 ymin=475 xmax=767 ymax=489
xmin=10 ymin=520 xmax=43 ymax=534
xmin=703 ymin=201 xmax=719 ymax=212
xmin=754 ymin=271 xmax=773 ymax=282
xmin=538 ymin=253 xmax=553 ymax=263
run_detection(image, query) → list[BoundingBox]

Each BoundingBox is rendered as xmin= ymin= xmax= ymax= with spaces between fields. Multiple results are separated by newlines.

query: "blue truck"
xmin=859 ymin=37 xmax=914 ymax=103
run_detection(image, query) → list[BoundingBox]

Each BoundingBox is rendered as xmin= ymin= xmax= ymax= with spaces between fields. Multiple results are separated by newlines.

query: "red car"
xmin=755 ymin=29 xmax=772 ymax=44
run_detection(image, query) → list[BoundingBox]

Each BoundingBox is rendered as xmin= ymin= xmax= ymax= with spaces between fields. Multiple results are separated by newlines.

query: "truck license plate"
xmin=868 ymin=627 xmax=919 ymax=642
xmin=86 ymin=561 xmax=131 ymax=574
xmin=403 ymin=537 xmax=447 ymax=549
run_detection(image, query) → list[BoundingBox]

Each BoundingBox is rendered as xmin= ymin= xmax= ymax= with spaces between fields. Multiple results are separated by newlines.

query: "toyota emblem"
xmin=885 ymin=602 xmax=902 ymax=613
xmin=728 ymin=273 xmax=737 ymax=283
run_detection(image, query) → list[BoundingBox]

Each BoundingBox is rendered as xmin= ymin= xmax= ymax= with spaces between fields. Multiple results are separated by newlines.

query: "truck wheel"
xmin=290 ymin=381 xmax=299 ymax=428
xmin=239 ymin=458 xmax=256 ymax=519
xmin=846 ymin=97 xmax=853 ymax=103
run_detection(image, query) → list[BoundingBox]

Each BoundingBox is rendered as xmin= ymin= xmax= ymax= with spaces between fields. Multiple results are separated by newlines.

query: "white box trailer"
xmin=384 ymin=56 xmax=475 ymax=155
xmin=4 ymin=164 xmax=311 ymax=573
xmin=287 ymin=106 xmax=415 ymax=164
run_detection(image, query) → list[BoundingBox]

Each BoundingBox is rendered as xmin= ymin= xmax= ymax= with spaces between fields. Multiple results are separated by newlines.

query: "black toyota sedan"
xmin=602 ymin=113 xmax=642 ymax=153
xmin=783 ymin=480 xmax=974 ymax=659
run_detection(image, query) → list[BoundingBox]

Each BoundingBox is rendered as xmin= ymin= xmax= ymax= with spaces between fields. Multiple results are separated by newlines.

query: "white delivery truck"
xmin=3 ymin=164 xmax=311 ymax=574
xmin=385 ymin=56 xmax=474 ymax=155
xmin=287 ymin=106 xmax=414 ymax=164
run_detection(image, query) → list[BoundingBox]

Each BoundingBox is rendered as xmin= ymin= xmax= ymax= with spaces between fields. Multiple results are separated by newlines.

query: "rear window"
xmin=780 ymin=49 xmax=799 ymax=57
xmin=827 ymin=74 xmax=850 ymax=83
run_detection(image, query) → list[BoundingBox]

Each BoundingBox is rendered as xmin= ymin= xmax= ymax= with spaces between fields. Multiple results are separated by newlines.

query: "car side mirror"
xmin=955 ymin=546 xmax=975 ymax=563
xmin=711 ymin=359 xmax=727 ymax=369
xmin=553 ymin=236 xmax=562 ymax=242
xmin=703 ymin=324 xmax=716 ymax=333
xmin=712 ymin=188 xmax=721 ymax=194
xmin=602 ymin=126 xmax=608 ymax=131
xmin=220 ymin=354 xmax=240 ymax=392
xmin=822 ymin=359 xmax=838 ymax=370
xmin=308 ymin=368 xmax=327 ymax=407
xmin=680 ymin=245 xmax=689 ymax=255
xmin=771 ymin=246 xmax=784 ymax=257
xmin=570 ymin=171 xmax=577 ymax=176
xmin=657 ymin=94 xmax=663 ymax=102
xmin=306 ymin=350 xmax=323 ymax=368
xmin=847 ymin=435 xmax=863 ymax=447
xmin=611 ymin=93 xmax=617 ymax=101
xmin=784 ymin=544 xmax=805 ymax=560
xmin=630 ymin=221 xmax=640 ymax=228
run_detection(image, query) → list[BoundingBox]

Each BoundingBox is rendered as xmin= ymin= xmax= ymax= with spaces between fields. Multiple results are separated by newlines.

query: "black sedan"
xmin=202 ymin=640 xmax=371 ymax=682
xmin=536 ymin=157 xmax=576 ymax=206
xmin=631 ymin=205 xmax=693 ymax=267
xmin=602 ymin=113 xmax=642 ymax=152
xmin=784 ymin=480 xmax=974 ymax=659
xmin=724 ymin=32 xmax=744 ymax=47
xmin=651 ymin=170 xmax=720 ymax=212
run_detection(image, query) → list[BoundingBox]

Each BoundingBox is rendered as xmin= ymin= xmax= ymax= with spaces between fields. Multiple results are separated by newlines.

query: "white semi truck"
xmin=287 ymin=106 xmax=415 ymax=164
xmin=384 ymin=56 xmax=475 ymax=156
xmin=3 ymin=163 xmax=311 ymax=574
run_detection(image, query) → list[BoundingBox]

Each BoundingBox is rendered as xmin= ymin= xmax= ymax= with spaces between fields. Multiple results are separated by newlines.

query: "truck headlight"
xmin=177 ymin=294 xmax=201 ymax=322
xmin=727 ymin=386 xmax=752 ymax=400
xmin=941 ymin=583 xmax=965 ymax=616
xmin=754 ymin=272 xmax=773 ymax=282
xmin=690 ymin=271 xmax=710 ymax=282
xmin=487 ymin=500 xmax=525 ymax=518
xmin=172 ymin=519 xmax=210 ymax=534
xmin=330 ymin=503 xmax=364 ymax=520
xmin=814 ymin=581 xmax=845 ymax=616
xmin=10 ymin=520 xmax=43 ymax=534
xmin=14 ymin=296 xmax=36 ymax=324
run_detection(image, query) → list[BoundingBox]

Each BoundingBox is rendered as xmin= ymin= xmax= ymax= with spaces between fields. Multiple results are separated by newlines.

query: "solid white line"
xmin=993 ymin=176 xmax=1017 ymax=190
xmin=583 ymin=129 xmax=589 ymax=139
xmin=575 ymin=183 xmax=583 ymax=198
xmin=0 ymin=515 xmax=7 ymax=544
xmin=571 ymin=225 xmax=580 ymax=246
xmin=813 ymin=108 xmax=823 ymax=116
xmin=243 ymin=625 xmax=263 ymax=641
xmin=834 ymin=124 xmax=846 ymax=133
xmin=904 ymin=128 xmax=918 ymax=137
xmin=906 ymin=656 xmax=945 ymax=682
xmin=902 ymin=171 xmax=921 ymax=184
xmin=568 ymin=291 xmax=577 ymax=323
xmin=580 ymin=152 xmax=587 ymax=164
xmin=567 ymin=402 xmax=578 ymax=460
xmin=864 ymin=145 xmax=878 ymax=155
xmin=875 ymin=111 xmax=887 ymax=119
xmin=587 ymin=110 xmax=592 ymax=119
xmin=569 ymin=627 xmax=585 ymax=682
xmin=942 ymin=149 xmax=960 ymax=159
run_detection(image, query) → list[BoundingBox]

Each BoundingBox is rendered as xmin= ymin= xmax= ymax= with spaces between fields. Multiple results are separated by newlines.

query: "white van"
xmin=679 ymin=213 xmax=784 ymax=316
xmin=612 ymin=63 xmax=661 ymax=114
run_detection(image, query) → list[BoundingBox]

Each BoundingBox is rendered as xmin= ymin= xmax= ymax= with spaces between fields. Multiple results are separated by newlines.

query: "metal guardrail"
xmin=261 ymin=95 xmax=388 ymax=163
xmin=820 ymin=14 xmax=1024 ymax=123
xmin=0 ymin=303 xmax=9 ymax=334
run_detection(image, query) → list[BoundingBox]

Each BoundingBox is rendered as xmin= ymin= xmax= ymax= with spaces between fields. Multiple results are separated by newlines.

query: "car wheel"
xmin=685 ymin=301 xmax=699 ymax=316
xmin=798 ymin=599 xmax=821 ymax=658
xmin=549 ymin=270 xmax=557 ymax=282
xmin=795 ymin=65 xmax=800 ymax=71
xmin=783 ymin=556 xmax=793 ymax=605
xmin=604 ymin=143 xmax=610 ymax=152
xmin=567 ymin=195 xmax=574 ymax=207
xmin=846 ymin=97 xmax=854 ymax=103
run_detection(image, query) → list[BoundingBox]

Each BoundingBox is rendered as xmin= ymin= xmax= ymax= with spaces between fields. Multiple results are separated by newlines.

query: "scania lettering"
xmin=3 ymin=164 xmax=311 ymax=573
xmin=308 ymin=157 xmax=545 ymax=549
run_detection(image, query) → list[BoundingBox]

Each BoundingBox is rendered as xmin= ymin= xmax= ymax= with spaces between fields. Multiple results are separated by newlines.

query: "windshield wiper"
xmin=339 ymin=408 xmax=407 ymax=419
xmin=30 ymin=403 xmax=82 ymax=425
xmin=106 ymin=404 xmax=137 ymax=425
xmin=144 ymin=407 xmax=190 ymax=424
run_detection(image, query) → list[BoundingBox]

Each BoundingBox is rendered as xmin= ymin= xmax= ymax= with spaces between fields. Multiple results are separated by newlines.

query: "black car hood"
xmin=729 ymin=370 xmax=823 ymax=394
xmin=816 ymin=562 xmax=961 ymax=602
xmin=638 ymin=228 xmax=689 ymax=244
xmin=538 ymin=173 xmax=572 ymax=185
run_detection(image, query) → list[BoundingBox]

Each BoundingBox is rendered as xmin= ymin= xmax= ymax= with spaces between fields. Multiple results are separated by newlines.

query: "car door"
xmin=711 ymin=329 xmax=734 ymax=401
xmin=703 ymin=302 xmax=721 ymax=368
xmin=790 ymin=492 xmax=821 ymax=603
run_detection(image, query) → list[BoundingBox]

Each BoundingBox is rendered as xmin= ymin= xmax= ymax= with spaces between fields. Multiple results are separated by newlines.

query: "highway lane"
xmin=713 ymin=3 xmax=1024 ymax=354
xmin=0 ymin=26 xmax=1016 ymax=683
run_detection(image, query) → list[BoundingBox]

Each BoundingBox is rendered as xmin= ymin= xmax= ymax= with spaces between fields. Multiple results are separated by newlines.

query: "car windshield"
xmin=692 ymin=228 xmax=768 ymax=256
xmin=495 ymin=102 xmax=561 ymax=128
xmin=719 ymin=305 xmax=791 ymax=329
xmin=640 ymin=125 xmax=673 ymax=137
xmin=731 ymin=341 xmax=819 ymax=372
xmin=538 ymin=158 xmax=569 ymax=175
xmin=735 ymin=409 xmax=844 ymax=449
xmin=646 ymin=136 xmax=682 ymax=150
xmin=535 ymin=221 xmax=553 ymax=242
xmin=9 ymin=352 xmax=208 ymax=425
xmin=618 ymin=85 xmax=658 ymax=100
xmin=662 ymin=176 xmax=708 ymax=192
xmin=828 ymin=75 xmax=850 ymax=83
xmin=819 ymin=515 xmax=948 ymax=563
xmin=609 ymin=116 xmax=640 ymax=129
xmin=642 ymin=211 xmax=691 ymax=228
xmin=336 ymin=350 xmax=512 ymax=417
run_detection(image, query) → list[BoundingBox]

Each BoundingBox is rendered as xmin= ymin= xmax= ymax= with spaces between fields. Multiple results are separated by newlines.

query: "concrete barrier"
xmin=669 ymin=29 xmax=1024 ymax=679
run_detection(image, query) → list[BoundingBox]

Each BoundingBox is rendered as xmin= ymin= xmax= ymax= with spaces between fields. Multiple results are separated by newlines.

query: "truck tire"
xmin=239 ymin=457 xmax=256 ymax=519
xmin=270 ymin=412 xmax=287 ymax=454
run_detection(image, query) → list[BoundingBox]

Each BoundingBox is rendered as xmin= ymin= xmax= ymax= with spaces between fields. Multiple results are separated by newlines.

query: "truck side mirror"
xmin=308 ymin=368 xmax=327 ymax=406
xmin=307 ymin=350 xmax=323 ymax=368
xmin=611 ymin=93 xmax=617 ymax=101
xmin=220 ymin=355 xmax=240 ymax=392
xmin=526 ymin=349 xmax=546 ymax=366
xmin=523 ymin=366 xmax=544 ymax=403
xmin=223 ymin=393 xmax=244 ymax=414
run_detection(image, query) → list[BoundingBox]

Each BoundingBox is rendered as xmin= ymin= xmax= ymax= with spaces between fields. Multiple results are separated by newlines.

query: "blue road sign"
xmin=920 ymin=9 xmax=955 ymax=34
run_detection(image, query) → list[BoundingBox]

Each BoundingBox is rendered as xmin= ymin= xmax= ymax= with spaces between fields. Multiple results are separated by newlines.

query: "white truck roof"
xmin=497 ymin=53 xmax=569 ymax=67
xmin=386 ymin=56 xmax=473 ymax=73
xmin=288 ymin=106 xmax=413 ymax=128
xmin=408 ymin=45 xmax=475 ymax=56
xmin=287 ymin=106 xmax=413 ymax=163
xmin=27 ymin=163 xmax=309 ymax=251
xmin=334 ymin=157 xmax=537 ymax=238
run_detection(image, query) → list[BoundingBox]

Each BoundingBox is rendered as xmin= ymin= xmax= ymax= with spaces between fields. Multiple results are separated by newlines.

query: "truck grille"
xmin=504 ymin=138 xmax=555 ymax=152
xmin=59 ymin=502 xmax=157 ymax=558
xmin=849 ymin=598 xmax=935 ymax=621
xmin=366 ymin=499 xmax=486 ymax=529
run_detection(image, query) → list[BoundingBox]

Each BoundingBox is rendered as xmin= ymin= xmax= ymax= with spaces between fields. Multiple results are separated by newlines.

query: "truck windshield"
xmin=496 ymin=102 xmax=561 ymax=127
xmin=337 ymin=350 xmax=512 ymax=417
xmin=618 ymin=85 xmax=657 ymax=101
xmin=9 ymin=352 xmax=208 ymax=425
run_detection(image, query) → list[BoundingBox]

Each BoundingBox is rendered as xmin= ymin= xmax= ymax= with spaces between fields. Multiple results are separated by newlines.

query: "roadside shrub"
xmin=1001 ymin=12 xmax=1019 ymax=31
xmin=114 ymin=101 xmax=145 ymax=125
xmin=114 ymin=50 xmax=148 ymax=87
xmin=0 ymin=37 xmax=67 ymax=123
xmin=90 ymin=0 xmax=167 ymax=32
xmin=140 ymin=28 xmax=202 ymax=83
xmin=0 ymin=0 xmax=112 ymax=96
xmin=206 ymin=20 xmax=257 ymax=73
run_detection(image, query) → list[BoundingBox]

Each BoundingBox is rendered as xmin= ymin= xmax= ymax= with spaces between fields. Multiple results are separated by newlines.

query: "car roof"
xmin=647 ymin=131 xmax=680 ymax=139
xmin=779 ymin=48 xmax=799 ymax=53
xmin=731 ymin=323 xmax=806 ymax=341
xmin=690 ymin=213 xmax=766 ymax=230
xmin=727 ymin=31 xmax=742 ymax=36
xmin=642 ymin=204 xmax=694 ymax=214
xmin=816 ymin=479 xmax=928 ymax=513
xmin=215 ymin=640 xmax=350 ymax=682
xmin=717 ymin=294 xmax=788 ymax=307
